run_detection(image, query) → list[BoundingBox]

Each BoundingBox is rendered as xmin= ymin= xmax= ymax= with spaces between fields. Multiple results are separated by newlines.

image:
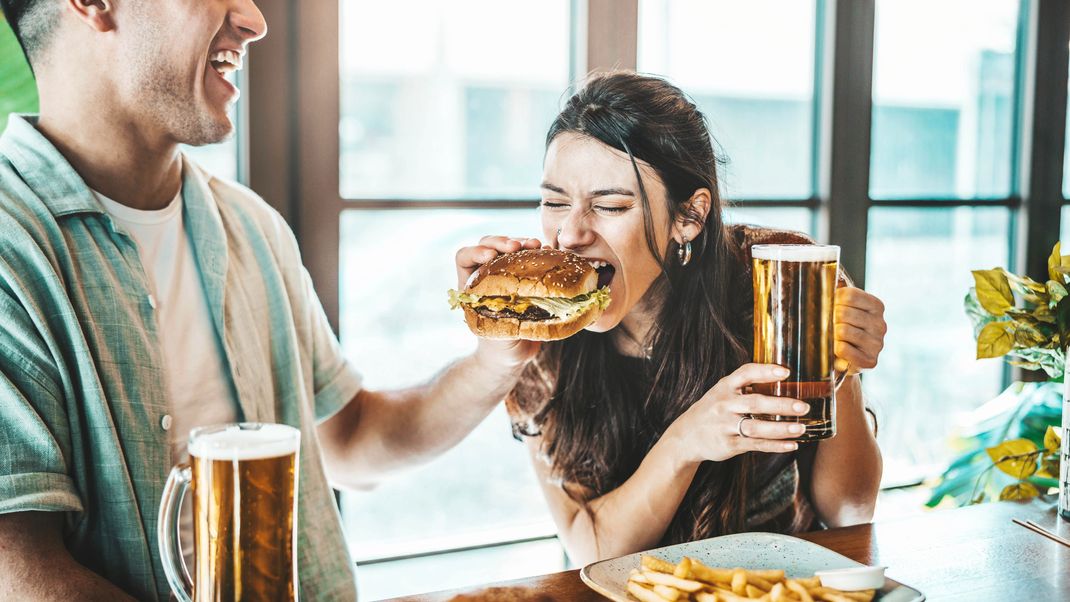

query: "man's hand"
xmin=455 ymin=235 xmax=544 ymax=369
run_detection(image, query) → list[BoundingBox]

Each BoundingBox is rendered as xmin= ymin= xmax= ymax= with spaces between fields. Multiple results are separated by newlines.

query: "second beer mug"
xmin=751 ymin=244 xmax=841 ymax=441
xmin=158 ymin=422 xmax=300 ymax=602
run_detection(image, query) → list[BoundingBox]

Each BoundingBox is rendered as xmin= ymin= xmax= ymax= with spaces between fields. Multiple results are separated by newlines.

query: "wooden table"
xmin=386 ymin=500 xmax=1068 ymax=601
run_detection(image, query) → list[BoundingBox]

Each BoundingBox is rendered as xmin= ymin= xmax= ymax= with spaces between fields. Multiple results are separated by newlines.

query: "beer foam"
xmin=189 ymin=424 xmax=300 ymax=461
xmin=751 ymin=244 xmax=839 ymax=262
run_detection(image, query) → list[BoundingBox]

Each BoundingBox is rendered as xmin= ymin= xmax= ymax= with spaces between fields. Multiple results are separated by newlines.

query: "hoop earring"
xmin=677 ymin=239 xmax=692 ymax=266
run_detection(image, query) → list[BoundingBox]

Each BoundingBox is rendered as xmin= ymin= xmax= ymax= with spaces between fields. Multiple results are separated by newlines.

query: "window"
xmin=638 ymin=0 xmax=818 ymax=236
xmin=338 ymin=209 xmax=554 ymax=560
xmin=336 ymin=1 xmax=572 ymax=597
xmin=339 ymin=0 xmax=572 ymax=200
xmin=638 ymin=0 xmax=817 ymax=200
xmin=870 ymin=0 xmax=1019 ymax=200
xmin=865 ymin=207 xmax=1011 ymax=475
xmin=864 ymin=0 xmax=1021 ymax=482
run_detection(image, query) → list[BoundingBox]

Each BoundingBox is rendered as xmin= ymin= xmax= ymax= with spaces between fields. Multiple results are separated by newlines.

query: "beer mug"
xmin=158 ymin=423 xmax=300 ymax=602
xmin=751 ymin=244 xmax=842 ymax=441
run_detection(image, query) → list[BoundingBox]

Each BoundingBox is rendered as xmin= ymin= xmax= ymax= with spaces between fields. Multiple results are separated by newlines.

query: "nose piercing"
xmin=556 ymin=227 xmax=562 ymax=237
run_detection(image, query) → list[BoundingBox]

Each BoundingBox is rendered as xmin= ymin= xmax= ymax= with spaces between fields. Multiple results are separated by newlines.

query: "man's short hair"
xmin=1 ymin=0 xmax=61 ymax=67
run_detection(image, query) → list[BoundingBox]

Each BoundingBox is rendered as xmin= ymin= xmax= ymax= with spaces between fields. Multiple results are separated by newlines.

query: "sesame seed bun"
xmin=467 ymin=249 xmax=598 ymax=298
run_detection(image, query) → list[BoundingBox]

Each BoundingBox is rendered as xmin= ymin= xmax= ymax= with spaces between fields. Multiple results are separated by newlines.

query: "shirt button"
xmin=161 ymin=414 xmax=173 ymax=431
xmin=147 ymin=294 xmax=157 ymax=309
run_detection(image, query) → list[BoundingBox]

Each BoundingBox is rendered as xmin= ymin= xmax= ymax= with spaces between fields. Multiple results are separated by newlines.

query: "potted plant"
xmin=926 ymin=243 xmax=1067 ymax=507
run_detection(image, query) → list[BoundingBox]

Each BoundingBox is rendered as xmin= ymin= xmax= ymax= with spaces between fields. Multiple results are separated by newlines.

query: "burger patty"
xmin=474 ymin=305 xmax=554 ymax=321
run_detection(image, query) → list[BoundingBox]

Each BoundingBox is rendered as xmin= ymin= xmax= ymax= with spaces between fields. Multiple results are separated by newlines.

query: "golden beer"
xmin=160 ymin=423 xmax=300 ymax=602
xmin=751 ymin=245 xmax=839 ymax=440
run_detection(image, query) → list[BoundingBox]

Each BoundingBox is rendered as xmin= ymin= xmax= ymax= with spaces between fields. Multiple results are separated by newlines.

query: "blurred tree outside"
xmin=1 ymin=15 xmax=38 ymax=131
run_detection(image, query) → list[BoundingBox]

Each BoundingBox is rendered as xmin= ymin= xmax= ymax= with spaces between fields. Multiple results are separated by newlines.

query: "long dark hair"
xmin=515 ymin=72 xmax=756 ymax=545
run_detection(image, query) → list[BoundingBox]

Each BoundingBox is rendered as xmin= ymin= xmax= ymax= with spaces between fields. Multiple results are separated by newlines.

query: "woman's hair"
xmin=522 ymin=71 xmax=756 ymax=543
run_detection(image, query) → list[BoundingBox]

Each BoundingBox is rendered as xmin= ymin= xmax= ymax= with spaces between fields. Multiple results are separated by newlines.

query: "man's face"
xmin=114 ymin=0 xmax=266 ymax=146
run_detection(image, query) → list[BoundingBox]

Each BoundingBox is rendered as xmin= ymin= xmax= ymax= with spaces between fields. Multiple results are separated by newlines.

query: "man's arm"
xmin=315 ymin=236 xmax=543 ymax=490
xmin=316 ymin=347 xmax=527 ymax=490
xmin=0 ymin=512 xmax=137 ymax=601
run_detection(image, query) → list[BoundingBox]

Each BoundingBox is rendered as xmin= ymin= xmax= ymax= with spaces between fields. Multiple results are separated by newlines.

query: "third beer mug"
xmin=158 ymin=422 xmax=300 ymax=602
xmin=751 ymin=244 xmax=841 ymax=441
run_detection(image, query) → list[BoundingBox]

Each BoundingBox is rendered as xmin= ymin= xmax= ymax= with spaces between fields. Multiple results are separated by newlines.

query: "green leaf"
xmin=1028 ymin=474 xmax=1059 ymax=489
xmin=1056 ymin=294 xmax=1070 ymax=353
xmin=1048 ymin=280 xmax=1068 ymax=304
xmin=1050 ymin=243 xmax=1064 ymax=283
xmin=1029 ymin=304 xmax=1057 ymax=324
xmin=1008 ymin=347 xmax=1065 ymax=379
xmin=1037 ymin=457 xmax=1060 ymax=480
xmin=964 ymin=289 xmax=997 ymax=335
xmin=976 ymin=321 xmax=1015 ymax=359
xmin=1004 ymin=270 xmax=1048 ymax=295
xmin=1013 ymin=321 xmax=1048 ymax=348
xmin=1044 ymin=425 xmax=1062 ymax=452
xmin=0 ymin=15 xmax=38 ymax=132
xmin=973 ymin=269 xmax=1014 ymax=316
xmin=986 ymin=438 xmax=1039 ymax=478
xmin=998 ymin=482 xmax=1040 ymax=501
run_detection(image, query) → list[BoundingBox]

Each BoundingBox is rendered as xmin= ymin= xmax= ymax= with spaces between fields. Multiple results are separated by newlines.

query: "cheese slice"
xmin=448 ymin=288 xmax=611 ymax=319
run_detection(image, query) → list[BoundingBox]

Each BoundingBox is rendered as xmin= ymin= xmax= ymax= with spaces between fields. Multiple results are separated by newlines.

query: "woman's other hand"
xmin=455 ymin=235 xmax=543 ymax=369
xmin=665 ymin=363 xmax=808 ymax=466
xmin=833 ymin=287 xmax=886 ymax=375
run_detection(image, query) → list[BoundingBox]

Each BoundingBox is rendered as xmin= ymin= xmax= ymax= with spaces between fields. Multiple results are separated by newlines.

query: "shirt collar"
xmin=0 ymin=114 xmax=104 ymax=218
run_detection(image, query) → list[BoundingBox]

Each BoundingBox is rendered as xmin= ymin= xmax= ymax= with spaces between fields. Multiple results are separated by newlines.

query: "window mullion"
xmin=585 ymin=0 xmax=638 ymax=73
xmin=819 ymin=0 xmax=876 ymax=286
xmin=1017 ymin=0 xmax=1070 ymax=282
xmin=295 ymin=0 xmax=344 ymax=332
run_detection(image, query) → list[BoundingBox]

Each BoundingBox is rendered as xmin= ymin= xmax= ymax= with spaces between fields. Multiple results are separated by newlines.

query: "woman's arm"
xmin=526 ymin=363 xmax=809 ymax=565
xmin=524 ymin=428 xmax=699 ymax=566
xmin=808 ymin=286 xmax=887 ymax=525
xmin=808 ymin=375 xmax=882 ymax=526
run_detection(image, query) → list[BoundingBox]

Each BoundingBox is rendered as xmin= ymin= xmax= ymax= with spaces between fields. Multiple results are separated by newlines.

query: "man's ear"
xmin=672 ymin=187 xmax=713 ymax=244
xmin=65 ymin=0 xmax=116 ymax=33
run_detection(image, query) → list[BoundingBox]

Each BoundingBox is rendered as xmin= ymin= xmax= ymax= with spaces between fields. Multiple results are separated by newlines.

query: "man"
xmin=0 ymin=0 xmax=536 ymax=599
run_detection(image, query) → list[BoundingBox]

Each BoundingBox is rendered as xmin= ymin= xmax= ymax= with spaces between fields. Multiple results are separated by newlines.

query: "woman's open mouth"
xmin=588 ymin=260 xmax=616 ymax=289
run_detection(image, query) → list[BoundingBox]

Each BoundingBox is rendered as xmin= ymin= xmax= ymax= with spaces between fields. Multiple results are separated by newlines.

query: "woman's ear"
xmin=66 ymin=0 xmax=116 ymax=33
xmin=672 ymin=188 xmax=713 ymax=244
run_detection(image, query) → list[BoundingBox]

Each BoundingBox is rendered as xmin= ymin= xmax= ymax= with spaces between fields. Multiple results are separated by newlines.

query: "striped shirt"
xmin=0 ymin=115 xmax=361 ymax=600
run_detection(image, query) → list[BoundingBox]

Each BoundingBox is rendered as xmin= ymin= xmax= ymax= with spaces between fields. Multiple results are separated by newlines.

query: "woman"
xmin=454 ymin=72 xmax=885 ymax=565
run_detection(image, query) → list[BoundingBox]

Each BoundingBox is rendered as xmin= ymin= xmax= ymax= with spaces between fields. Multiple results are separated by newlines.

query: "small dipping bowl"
xmin=814 ymin=566 xmax=887 ymax=591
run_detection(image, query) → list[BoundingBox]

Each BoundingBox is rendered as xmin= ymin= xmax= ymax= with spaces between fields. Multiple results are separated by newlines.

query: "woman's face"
xmin=540 ymin=132 xmax=674 ymax=332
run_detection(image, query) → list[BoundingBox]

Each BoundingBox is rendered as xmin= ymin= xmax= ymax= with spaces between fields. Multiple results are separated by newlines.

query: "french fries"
xmin=626 ymin=555 xmax=878 ymax=602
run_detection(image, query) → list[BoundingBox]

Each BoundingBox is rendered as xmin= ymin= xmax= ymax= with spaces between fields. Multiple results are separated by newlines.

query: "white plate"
xmin=580 ymin=532 xmax=924 ymax=601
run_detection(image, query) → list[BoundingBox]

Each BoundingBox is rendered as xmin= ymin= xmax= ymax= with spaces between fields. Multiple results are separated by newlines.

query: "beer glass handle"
xmin=158 ymin=464 xmax=194 ymax=602
xmin=834 ymin=369 xmax=849 ymax=389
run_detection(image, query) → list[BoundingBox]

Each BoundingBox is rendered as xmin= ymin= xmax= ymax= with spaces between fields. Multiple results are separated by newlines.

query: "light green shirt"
xmin=0 ymin=115 xmax=361 ymax=601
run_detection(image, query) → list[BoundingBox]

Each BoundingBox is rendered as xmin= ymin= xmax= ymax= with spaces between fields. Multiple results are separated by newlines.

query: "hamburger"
xmin=448 ymin=248 xmax=611 ymax=341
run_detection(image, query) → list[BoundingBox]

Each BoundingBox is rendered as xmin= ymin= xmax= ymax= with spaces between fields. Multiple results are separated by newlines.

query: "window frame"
xmin=245 ymin=0 xmax=1069 ymax=566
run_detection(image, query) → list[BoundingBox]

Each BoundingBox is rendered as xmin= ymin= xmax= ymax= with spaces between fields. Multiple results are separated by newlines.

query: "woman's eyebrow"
xmin=539 ymin=183 xmax=635 ymax=198
xmin=540 ymin=182 xmax=567 ymax=195
xmin=589 ymin=187 xmax=634 ymax=198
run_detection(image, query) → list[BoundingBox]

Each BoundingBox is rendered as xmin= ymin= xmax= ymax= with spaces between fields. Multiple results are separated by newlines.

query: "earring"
xmin=677 ymin=239 xmax=692 ymax=266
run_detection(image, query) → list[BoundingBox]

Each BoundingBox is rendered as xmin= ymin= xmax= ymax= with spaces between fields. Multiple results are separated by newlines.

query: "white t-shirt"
xmin=94 ymin=188 xmax=238 ymax=565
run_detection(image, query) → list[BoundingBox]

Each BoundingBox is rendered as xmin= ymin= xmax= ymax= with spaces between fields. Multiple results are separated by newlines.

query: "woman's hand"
xmin=664 ymin=363 xmax=809 ymax=466
xmin=455 ymin=235 xmax=544 ymax=370
xmin=833 ymin=287 xmax=887 ymax=375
